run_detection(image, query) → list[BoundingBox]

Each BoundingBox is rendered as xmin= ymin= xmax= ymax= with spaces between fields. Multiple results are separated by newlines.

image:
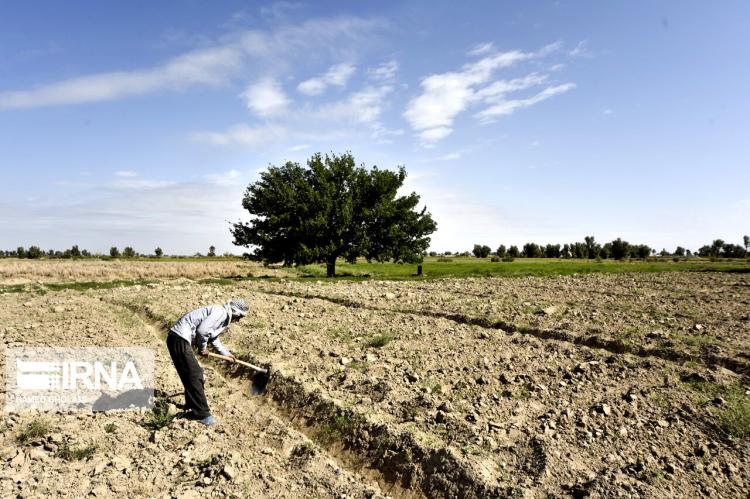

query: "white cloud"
xmin=404 ymin=44 xmax=573 ymax=146
xmin=0 ymin=16 xmax=383 ymax=110
xmin=537 ymin=41 xmax=563 ymax=57
xmin=602 ymin=108 xmax=614 ymax=115
xmin=203 ymin=169 xmax=244 ymax=186
xmin=289 ymin=144 xmax=309 ymax=151
xmin=297 ymin=79 xmax=326 ymax=96
xmin=0 ymin=45 xmax=243 ymax=109
xmin=418 ymin=127 xmax=453 ymax=145
xmin=297 ymin=63 xmax=356 ymax=95
xmin=569 ymin=40 xmax=591 ymax=58
xmin=111 ymin=179 xmax=178 ymax=190
xmin=369 ymin=60 xmax=398 ymax=82
xmin=317 ymin=84 xmax=393 ymax=125
xmin=241 ymin=78 xmax=290 ymax=117
xmin=468 ymin=42 xmax=494 ymax=57
xmin=472 ymin=73 xmax=547 ymax=100
xmin=190 ymin=123 xmax=287 ymax=147
xmin=115 ymin=170 xmax=138 ymax=177
xmin=475 ymin=83 xmax=575 ymax=122
xmin=436 ymin=152 xmax=461 ymax=161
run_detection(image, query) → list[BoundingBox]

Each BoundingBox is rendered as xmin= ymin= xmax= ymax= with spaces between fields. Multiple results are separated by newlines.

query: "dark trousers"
xmin=166 ymin=334 xmax=211 ymax=418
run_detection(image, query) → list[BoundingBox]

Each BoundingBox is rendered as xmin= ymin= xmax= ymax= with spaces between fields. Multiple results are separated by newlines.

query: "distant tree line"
xmin=696 ymin=238 xmax=749 ymax=259
xmin=1 ymin=245 xmax=231 ymax=259
xmin=427 ymin=234 xmax=749 ymax=261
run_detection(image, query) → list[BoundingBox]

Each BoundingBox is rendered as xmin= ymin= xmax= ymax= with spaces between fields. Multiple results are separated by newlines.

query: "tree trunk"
xmin=326 ymin=259 xmax=336 ymax=277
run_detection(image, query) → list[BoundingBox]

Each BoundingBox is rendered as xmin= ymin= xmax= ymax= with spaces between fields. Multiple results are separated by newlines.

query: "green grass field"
xmin=296 ymin=257 xmax=750 ymax=280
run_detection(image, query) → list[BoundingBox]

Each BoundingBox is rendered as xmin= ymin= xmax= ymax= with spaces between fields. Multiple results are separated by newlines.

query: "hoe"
xmin=207 ymin=352 xmax=271 ymax=395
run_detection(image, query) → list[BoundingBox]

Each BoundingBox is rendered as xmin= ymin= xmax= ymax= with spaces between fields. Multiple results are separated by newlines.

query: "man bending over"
xmin=167 ymin=298 xmax=249 ymax=426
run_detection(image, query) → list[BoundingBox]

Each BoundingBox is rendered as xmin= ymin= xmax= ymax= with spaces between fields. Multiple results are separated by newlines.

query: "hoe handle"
xmin=206 ymin=352 xmax=268 ymax=374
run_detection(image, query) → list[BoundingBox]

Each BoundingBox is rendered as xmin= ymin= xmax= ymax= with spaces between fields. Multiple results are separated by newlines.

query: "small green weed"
xmin=515 ymin=385 xmax=532 ymax=400
xmin=682 ymin=378 xmax=750 ymax=439
xmin=643 ymin=466 xmax=664 ymax=485
xmin=366 ymin=332 xmax=394 ymax=348
xmin=142 ymin=397 xmax=175 ymax=430
xmin=327 ymin=326 xmax=354 ymax=342
xmin=55 ymin=442 xmax=97 ymax=461
xmin=17 ymin=419 xmax=50 ymax=445
xmin=347 ymin=360 xmax=368 ymax=372
xmin=314 ymin=413 xmax=362 ymax=447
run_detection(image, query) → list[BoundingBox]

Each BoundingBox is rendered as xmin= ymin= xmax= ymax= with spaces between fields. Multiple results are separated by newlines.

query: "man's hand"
xmin=200 ymin=348 xmax=209 ymax=357
xmin=227 ymin=354 xmax=237 ymax=363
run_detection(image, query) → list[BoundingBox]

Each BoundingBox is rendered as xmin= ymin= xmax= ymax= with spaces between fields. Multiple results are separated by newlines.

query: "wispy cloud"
xmin=203 ymin=169 xmax=244 ymax=186
xmin=297 ymin=63 xmax=356 ymax=95
xmin=241 ymin=77 xmax=290 ymax=117
xmin=468 ymin=42 xmax=495 ymax=57
xmin=475 ymin=82 xmax=575 ymax=122
xmin=368 ymin=60 xmax=398 ymax=83
xmin=436 ymin=152 xmax=461 ymax=161
xmin=115 ymin=170 xmax=138 ymax=178
xmin=111 ymin=179 xmax=178 ymax=190
xmin=190 ymin=123 xmax=287 ymax=147
xmin=317 ymin=84 xmax=392 ymax=125
xmin=403 ymin=43 xmax=572 ymax=146
xmin=569 ymin=40 xmax=591 ymax=58
xmin=193 ymin=78 xmax=395 ymax=147
xmin=0 ymin=45 xmax=243 ymax=110
xmin=0 ymin=16 xmax=384 ymax=110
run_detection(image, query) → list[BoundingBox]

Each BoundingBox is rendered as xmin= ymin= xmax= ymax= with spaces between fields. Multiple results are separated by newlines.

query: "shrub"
xmin=502 ymin=255 xmax=515 ymax=262
xmin=436 ymin=257 xmax=453 ymax=262
xmin=491 ymin=256 xmax=501 ymax=262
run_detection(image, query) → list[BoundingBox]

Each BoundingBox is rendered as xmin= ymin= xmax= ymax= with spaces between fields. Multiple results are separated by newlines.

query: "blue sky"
xmin=1 ymin=1 xmax=748 ymax=255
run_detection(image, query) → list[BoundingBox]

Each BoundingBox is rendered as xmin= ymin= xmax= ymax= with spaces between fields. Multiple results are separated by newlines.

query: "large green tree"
xmin=231 ymin=153 xmax=437 ymax=277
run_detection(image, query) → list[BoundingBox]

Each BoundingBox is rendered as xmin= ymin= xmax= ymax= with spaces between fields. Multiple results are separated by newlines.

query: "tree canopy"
xmin=231 ymin=152 xmax=437 ymax=277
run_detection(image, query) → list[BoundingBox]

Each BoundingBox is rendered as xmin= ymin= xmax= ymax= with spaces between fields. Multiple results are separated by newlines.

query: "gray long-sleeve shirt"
xmin=168 ymin=304 xmax=233 ymax=356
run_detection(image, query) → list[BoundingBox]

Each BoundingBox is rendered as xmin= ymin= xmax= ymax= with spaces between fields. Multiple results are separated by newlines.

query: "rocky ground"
xmin=0 ymin=271 xmax=748 ymax=497
xmin=251 ymin=272 xmax=750 ymax=373
xmin=0 ymin=259 xmax=292 ymax=285
xmin=0 ymin=291 xmax=386 ymax=498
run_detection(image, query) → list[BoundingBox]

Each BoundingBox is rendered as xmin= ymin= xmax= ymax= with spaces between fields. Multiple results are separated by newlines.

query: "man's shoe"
xmin=199 ymin=415 xmax=217 ymax=426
